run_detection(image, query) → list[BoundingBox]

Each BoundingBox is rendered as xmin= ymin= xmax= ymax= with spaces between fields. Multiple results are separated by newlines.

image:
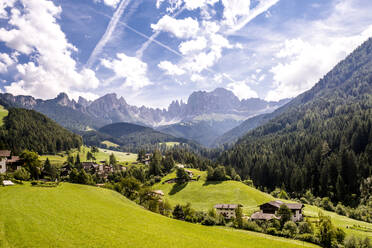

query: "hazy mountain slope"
xmin=219 ymin=37 xmax=372 ymax=203
xmin=0 ymin=89 xmax=288 ymax=147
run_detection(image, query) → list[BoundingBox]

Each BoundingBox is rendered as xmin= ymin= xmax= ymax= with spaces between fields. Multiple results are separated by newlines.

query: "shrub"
xmin=335 ymin=203 xmax=347 ymax=216
xmin=321 ymin=197 xmax=334 ymax=211
xmin=298 ymin=221 xmax=313 ymax=234
xmin=282 ymin=221 xmax=298 ymax=238
xmin=266 ymin=227 xmax=279 ymax=235
xmin=298 ymin=234 xmax=317 ymax=244
xmin=14 ymin=167 xmax=31 ymax=181
xmin=243 ymin=221 xmax=263 ymax=233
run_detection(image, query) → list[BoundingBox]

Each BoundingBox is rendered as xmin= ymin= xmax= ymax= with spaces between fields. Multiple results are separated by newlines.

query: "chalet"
xmin=82 ymin=162 xmax=98 ymax=171
xmin=151 ymin=190 xmax=164 ymax=197
xmin=250 ymin=200 xmax=304 ymax=222
xmin=0 ymin=150 xmax=22 ymax=174
xmin=184 ymin=169 xmax=193 ymax=178
xmin=214 ymin=204 xmax=243 ymax=219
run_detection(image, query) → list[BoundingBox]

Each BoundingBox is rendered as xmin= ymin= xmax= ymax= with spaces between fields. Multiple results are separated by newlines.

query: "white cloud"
xmin=1 ymin=0 xmax=100 ymax=99
xmin=151 ymin=15 xmax=199 ymax=39
xmin=190 ymin=74 xmax=204 ymax=82
xmin=179 ymin=37 xmax=207 ymax=55
xmin=0 ymin=53 xmax=15 ymax=73
xmin=101 ymin=53 xmax=152 ymax=90
xmin=184 ymin=0 xmax=218 ymax=10
xmin=224 ymin=0 xmax=280 ymax=34
xmin=0 ymin=0 xmax=16 ymax=19
xmin=266 ymin=0 xmax=372 ymax=101
xmin=93 ymin=0 xmax=121 ymax=8
xmin=158 ymin=61 xmax=186 ymax=76
xmin=227 ymin=81 xmax=258 ymax=100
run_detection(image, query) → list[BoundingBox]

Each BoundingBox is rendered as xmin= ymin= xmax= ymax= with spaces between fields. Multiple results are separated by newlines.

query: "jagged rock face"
xmin=0 ymin=88 xmax=290 ymax=145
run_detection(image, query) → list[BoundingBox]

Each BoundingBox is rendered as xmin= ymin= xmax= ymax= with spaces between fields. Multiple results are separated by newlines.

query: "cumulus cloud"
xmin=227 ymin=81 xmax=258 ymax=100
xmin=0 ymin=0 xmax=16 ymax=19
xmin=266 ymin=0 xmax=372 ymax=101
xmin=158 ymin=61 xmax=185 ymax=76
xmin=151 ymin=15 xmax=199 ymax=39
xmin=0 ymin=53 xmax=15 ymax=73
xmin=101 ymin=53 xmax=152 ymax=90
xmin=179 ymin=37 xmax=207 ymax=55
xmin=93 ymin=0 xmax=121 ymax=8
xmin=0 ymin=0 xmax=100 ymax=99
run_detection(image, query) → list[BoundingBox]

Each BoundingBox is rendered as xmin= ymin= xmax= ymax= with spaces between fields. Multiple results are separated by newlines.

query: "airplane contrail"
xmin=136 ymin=7 xmax=185 ymax=59
xmin=91 ymin=8 xmax=235 ymax=83
xmin=86 ymin=0 xmax=132 ymax=68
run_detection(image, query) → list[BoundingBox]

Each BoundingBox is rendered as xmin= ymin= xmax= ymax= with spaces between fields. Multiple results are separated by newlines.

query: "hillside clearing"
xmin=0 ymin=106 xmax=8 ymax=126
xmin=40 ymin=146 xmax=138 ymax=166
xmin=0 ymin=183 xmax=319 ymax=248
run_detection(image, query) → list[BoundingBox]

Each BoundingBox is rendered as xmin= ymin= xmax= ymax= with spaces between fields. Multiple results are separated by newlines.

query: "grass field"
xmin=40 ymin=146 xmax=138 ymax=167
xmin=158 ymin=142 xmax=180 ymax=148
xmin=153 ymin=169 xmax=274 ymax=214
xmin=304 ymin=205 xmax=372 ymax=239
xmin=0 ymin=106 xmax=8 ymax=126
xmin=101 ymin=140 xmax=120 ymax=148
xmin=154 ymin=169 xmax=372 ymax=239
xmin=0 ymin=183 xmax=319 ymax=248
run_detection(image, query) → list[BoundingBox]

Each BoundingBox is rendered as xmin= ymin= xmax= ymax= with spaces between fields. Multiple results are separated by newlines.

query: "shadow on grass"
xmin=202 ymin=181 xmax=223 ymax=186
xmin=169 ymin=182 xmax=188 ymax=195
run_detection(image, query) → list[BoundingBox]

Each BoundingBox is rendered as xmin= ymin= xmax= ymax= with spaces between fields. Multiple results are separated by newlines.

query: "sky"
xmin=0 ymin=0 xmax=372 ymax=109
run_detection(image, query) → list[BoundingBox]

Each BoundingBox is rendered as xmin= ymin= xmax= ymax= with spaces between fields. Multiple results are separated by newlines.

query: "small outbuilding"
xmin=214 ymin=204 xmax=243 ymax=219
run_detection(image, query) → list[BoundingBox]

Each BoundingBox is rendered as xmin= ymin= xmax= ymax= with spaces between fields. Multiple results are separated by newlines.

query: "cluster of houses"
xmin=0 ymin=150 xmax=22 ymax=174
xmin=61 ymin=161 xmax=126 ymax=179
xmin=214 ymin=200 xmax=304 ymax=222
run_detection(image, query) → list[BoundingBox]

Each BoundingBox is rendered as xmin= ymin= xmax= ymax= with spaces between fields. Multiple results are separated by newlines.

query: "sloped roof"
xmin=261 ymin=200 xmax=303 ymax=210
xmin=214 ymin=204 xmax=242 ymax=209
xmin=6 ymin=156 xmax=20 ymax=163
xmin=0 ymin=150 xmax=11 ymax=157
xmin=152 ymin=190 xmax=164 ymax=196
xmin=250 ymin=212 xmax=279 ymax=221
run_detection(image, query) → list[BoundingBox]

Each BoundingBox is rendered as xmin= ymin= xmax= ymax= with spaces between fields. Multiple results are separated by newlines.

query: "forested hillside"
xmin=219 ymin=38 xmax=372 ymax=205
xmin=0 ymin=108 xmax=82 ymax=154
xmin=83 ymin=122 xmax=194 ymax=150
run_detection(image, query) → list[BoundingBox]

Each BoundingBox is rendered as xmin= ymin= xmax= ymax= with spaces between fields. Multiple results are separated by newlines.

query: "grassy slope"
xmin=0 ymin=106 xmax=8 ymax=126
xmin=304 ymin=205 xmax=372 ymax=238
xmin=154 ymin=169 xmax=372 ymax=239
xmin=40 ymin=146 xmax=138 ymax=167
xmin=0 ymin=183 xmax=319 ymax=248
xmin=153 ymin=169 xmax=274 ymax=214
xmin=101 ymin=140 xmax=120 ymax=148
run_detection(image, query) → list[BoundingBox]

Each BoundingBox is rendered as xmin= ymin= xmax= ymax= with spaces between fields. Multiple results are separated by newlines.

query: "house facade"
xmin=0 ymin=150 xmax=22 ymax=174
xmin=251 ymin=200 xmax=304 ymax=222
xmin=214 ymin=204 xmax=242 ymax=219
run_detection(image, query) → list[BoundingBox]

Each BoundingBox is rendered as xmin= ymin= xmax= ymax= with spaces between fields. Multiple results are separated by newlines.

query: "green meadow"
xmin=0 ymin=183 xmax=319 ymax=248
xmin=0 ymin=106 xmax=8 ymax=126
xmin=101 ymin=140 xmax=120 ymax=148
xmin=153 ymin=169 xmax=372 ymax=239
xmin=40 ymin=146 xmax=138 ymax=167
xmin=153 ymin=169 xmax=274 ymax=214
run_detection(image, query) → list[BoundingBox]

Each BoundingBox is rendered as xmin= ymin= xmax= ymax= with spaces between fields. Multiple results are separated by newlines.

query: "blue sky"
xmin=0 ymin=0 xmax=372 ymax=108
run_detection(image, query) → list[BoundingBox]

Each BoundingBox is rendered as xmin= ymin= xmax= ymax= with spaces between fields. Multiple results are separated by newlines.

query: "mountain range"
xmin=0 ymin=88 xmax=290 ymax=147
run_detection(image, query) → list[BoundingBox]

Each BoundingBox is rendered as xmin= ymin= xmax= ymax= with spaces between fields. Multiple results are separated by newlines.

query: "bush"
xmin=321 ymin=197 xmax=334 ymax=211
xmin=298 ymin=234 xmax=317 ymax=244
xmin=335 ymin=203 xmax=347 ymax=216
xmin=243 ymin=221 xmax=263 ymax=233
xmin=266 ymin=227 xmax=279 ymax=235
xmin=282 ymin=221 xmax=298 ymax=238
xmin=14 ymin=167 xmax=31 ymax=181
xmin=298 ymin=221 xmax=313 ymax=234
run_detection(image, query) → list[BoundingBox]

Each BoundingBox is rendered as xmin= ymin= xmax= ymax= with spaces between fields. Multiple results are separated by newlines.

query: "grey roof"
xmin=261 ymin=200 xmax=303 ymax=210
xmin=250 ymin=212 xmax=279 ymax=220
xmin=214 ymin=204 xmax=242 ymax=209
